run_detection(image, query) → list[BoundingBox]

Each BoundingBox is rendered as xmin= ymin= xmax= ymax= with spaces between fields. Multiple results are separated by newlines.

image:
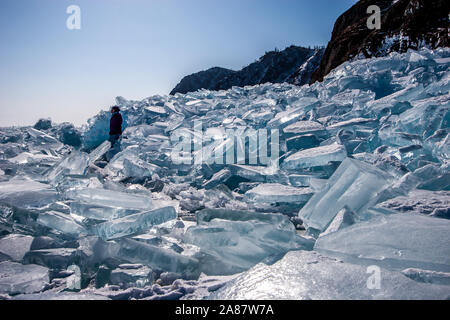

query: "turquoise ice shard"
xmin=196 ymin=208 xmax=290 ymax=226
xmin=88 ymin=140 xmax=111 ymax=165
xmin=299 ymin=158 xmax=394 ymax=233
xmin=47 ymin=151 xmax=90 ymax=184
xmin=65 ymin=188 xmax=153 ymax=210
xmin=244 ymin=183 xmax=313 ymax=204
xmin=184 ymin=208 xmax=314 ymax=275
xmin=0 ymin=261 xmax=49 ymax=295
xmin=69 ymin=202 xmax=140 ymax=221
xmin=37 ymin=211 xmax=87 ymax=237
xmin=267 ymin=97 xmax=319 ymax=128
xmin=93 ymin=206 xmax=177 ymax=240
xmin=282 ymin=143 xmax=347 ymax=170
xmin=314 ymin=213 xmax=450 ymax=273
xmin=210 ymin=250 xmax=450 ymax=300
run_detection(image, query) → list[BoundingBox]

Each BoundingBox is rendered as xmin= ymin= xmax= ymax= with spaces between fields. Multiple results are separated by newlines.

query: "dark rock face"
xmin=170 ymin=46 xmax=323 ymax=95
xmin=310 ymin=0 xmax=450 ymax=83
xmin=170 ymin=67 xmax=237 ymax=95
xmin=33 ymin=119 xmax=52 ymax=131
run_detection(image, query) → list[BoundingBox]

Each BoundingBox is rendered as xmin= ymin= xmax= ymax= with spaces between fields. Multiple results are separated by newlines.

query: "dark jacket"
xmin=110 ymin=112 xmax=123 ymax=135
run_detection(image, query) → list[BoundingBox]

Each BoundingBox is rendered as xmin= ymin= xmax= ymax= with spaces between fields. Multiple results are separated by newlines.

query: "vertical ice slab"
xmin=88 ymin=140 xmax=111 ymax=165
xmin=299 ymin=158 xmax=393 ymax=233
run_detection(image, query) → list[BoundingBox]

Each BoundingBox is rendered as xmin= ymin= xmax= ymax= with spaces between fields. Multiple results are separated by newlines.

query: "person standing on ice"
xmin=109 ymin=106 xmax=123 ymax=148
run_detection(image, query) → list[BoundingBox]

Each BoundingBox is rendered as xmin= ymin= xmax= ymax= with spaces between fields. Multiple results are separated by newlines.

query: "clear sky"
xmin=0 ymin=0 xmax=358 ymax=127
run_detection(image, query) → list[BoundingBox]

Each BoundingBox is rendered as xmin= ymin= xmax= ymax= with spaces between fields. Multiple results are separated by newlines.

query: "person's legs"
xmin=109 ymin=134 xmax=121 ymax=148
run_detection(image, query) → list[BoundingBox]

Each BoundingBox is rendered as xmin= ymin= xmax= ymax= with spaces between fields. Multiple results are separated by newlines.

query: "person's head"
xmin=111 ymin=106 xmax=120 ymax=114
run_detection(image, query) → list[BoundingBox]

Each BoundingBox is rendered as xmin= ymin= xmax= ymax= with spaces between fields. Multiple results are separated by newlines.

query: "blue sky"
xmin=0 ymin=0 xmax=358 ymax=127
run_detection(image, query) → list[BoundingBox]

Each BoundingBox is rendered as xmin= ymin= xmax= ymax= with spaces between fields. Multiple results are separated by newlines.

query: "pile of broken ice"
xmin=0 ymin=48 xmax=449 ymax=300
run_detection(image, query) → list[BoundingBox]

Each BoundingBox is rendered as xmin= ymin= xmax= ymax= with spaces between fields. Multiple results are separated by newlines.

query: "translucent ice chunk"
xmin=47 ymin=151 xmax=90 ymax=184
xmin=211 ymin=251 xmax=450 ymax=300
xmin=69 ymin=202 xmax=140 ymax=221
xmin=203 ymin=169 xmax=232 ymax=190
xmin=113 ymin=238 xmax=200 ymax=279
xmin=185 ymin=209 xmax=314 ymax=275
xmin=282 ymin=143 xmax=347 ymax=170
xmin=88 ymin=140 xmax=111 ymax=165
xmin=93 ymin=206 xmax=177 ymax=240
xmin=315 ymin=213 xmax=450 ymax=273
xmin=244 ymin=183 xmax=313 ymax=204
xmin=122 ymin=158 xmax=159 ymax=179
xmin=65 ymin=188 xmax=153 ymax=210
xmin=0 ymin=176 xmax=59 ymax=209
xmin=0 ymin=234 xmax=34 ymax=262
xmin=196 ymin=208 xmax=290 ymax=226
xmin=319 ymin=206 xmax=359 ymax=237
xmin=0 ymin=261 xmax=49 ymax=295
xmin=23 ymin=248 xmax=80 ymax=270
xmin=299 ymin=158 xmax=394 ymax=233
xmin=37 ymin=211 xmax=87 ymax=237
xmin=283 ymin=120 xmax=325 ymax=136
xmin=109 ymin=264 xmax=154 ymax=288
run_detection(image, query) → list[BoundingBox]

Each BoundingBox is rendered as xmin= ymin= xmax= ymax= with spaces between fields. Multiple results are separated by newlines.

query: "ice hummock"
xmin=299 ymin=158 xmax=394 ymax=233
xmin=0 ymin=47 xmax=449 ymax=299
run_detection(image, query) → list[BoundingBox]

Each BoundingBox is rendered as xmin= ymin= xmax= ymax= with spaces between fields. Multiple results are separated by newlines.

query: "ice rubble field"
xmin=0 ymin=48 xmax=449 ymax=300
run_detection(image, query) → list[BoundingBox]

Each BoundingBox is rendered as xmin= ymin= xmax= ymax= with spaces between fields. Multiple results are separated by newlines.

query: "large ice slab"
xmin=315 ymin=213 xmax=450 ymax=272
xmin=0 ymin=176 xmax=59 ymax=209
xmin=299 ymin=158 xmax=394 ymax=233
xmin=93 ymin=206 xmax=177 ymax=240
xmin=88 ymin=140 xmax=111 ymax=164
xmin=244 ymin=183 xmax=313 ymax=204
xmin=113 ymin=238 xmax=200 ymax=279
xmin=283 ymin=120 xmax=326 ymax=136
xmin=47 ymin=151 xmax=90 ymax=184
xmin=282 ymin=143 xmax=347 ymax=170
xmin=0 ymin=234 xmax=34 ymax=262
xmin=65 ymin=188 xmax=153 ymax=210
xmin=211 ymin=251 xmax=450 ymax=300
xmin=37 ymin=211 xmax=87 ymax=237
xmin=0 ymin=261 xmax=49 ymax=295
xmin=184 ymin=209 xmax=314 ymax=275
xmin=69 ymin=202 xmax=140 ymax=221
